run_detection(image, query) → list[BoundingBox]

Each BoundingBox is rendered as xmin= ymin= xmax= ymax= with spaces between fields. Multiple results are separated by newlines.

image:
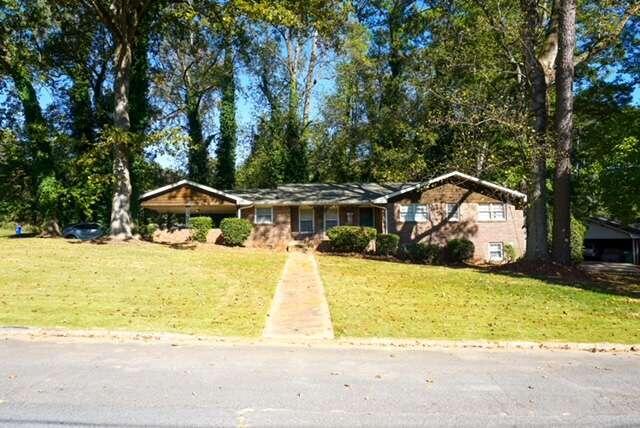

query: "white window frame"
xmin=477 ymin=203 xmax=506 ymax=221
xmin=488 ymin=242 xmax=504 ymax=262
xmin=254 ymin=206 xmax=274 ymax=225
xmin=399 ymin=204 xmax=429 ymax=223
xmin=298 ymin=206 xmax=315 ymax=234
xmin=324 ymin=206 xmax=339 ymax=231
xmin=446 ymin=203 xmax=460 ymax=222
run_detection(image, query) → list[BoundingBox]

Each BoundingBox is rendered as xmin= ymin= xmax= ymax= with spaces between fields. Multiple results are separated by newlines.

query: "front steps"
xmin=287 ymin=240 xmax=314 ymax=253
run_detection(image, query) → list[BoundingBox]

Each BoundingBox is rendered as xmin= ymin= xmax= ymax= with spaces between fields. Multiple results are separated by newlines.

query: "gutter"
xmin=237 ymin=205 xmax=254 ymax=219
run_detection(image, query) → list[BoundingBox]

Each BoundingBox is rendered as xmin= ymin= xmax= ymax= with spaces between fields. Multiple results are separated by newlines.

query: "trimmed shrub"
xmin=136 ymin=223 xmax=158 ymax=241
xmin=400 ymin=242 xmax=441 ymax=264
xmin=147 ymin=223 xmax=159 ymax=237
xmin=189 ymin=216 xmax=213 ymax=243
xmin=446 ymin=238 xmax=475 ymax=263
xmin=220 ymin=217 xmax=252 ymax=246
xmin=327 ymin=226 xmax=377 ymax=253
xmin=376 ymin=233 xmax=400 ymax=256
xmin=504 ymin=243 xmax=517 ymax=262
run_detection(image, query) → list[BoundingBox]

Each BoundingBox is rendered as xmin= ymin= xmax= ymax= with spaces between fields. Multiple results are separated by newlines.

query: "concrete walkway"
xmin=263 ymin=252 xmax=334 ymax=339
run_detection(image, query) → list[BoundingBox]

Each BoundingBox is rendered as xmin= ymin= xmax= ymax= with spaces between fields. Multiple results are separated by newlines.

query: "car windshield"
xmin=77 ymin=224 xmax=99 ymax=230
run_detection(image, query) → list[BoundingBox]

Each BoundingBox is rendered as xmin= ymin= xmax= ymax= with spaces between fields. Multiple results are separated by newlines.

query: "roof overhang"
xmin=587 ymin=217 xmax=640 ymax=239
xmin=249 ymin=201 xmax=381 ymax=206
xmin=372 ymin=171 xmax=528 ymax=204
xmin=139 ymin=179 xmax=252 ymax=206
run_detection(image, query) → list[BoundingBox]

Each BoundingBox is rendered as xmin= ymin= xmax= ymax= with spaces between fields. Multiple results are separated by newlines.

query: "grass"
xmin=318 ymin=255 xmax=640 ymax=343
xmin=0 ymin=230 xmax=285 ymax=336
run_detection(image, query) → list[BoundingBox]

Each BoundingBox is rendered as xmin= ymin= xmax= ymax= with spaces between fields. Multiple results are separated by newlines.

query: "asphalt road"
xmin=0 ymin=339 xmax=639 ymax=427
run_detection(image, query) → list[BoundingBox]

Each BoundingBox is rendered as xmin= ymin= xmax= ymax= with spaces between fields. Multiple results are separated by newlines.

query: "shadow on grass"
xmin=65 ymin=237 xmax=198 ymax=250
xmin=152 ymin=241 xmax=198 ymax=250
xmin=472 ymin=262 xmax=639 ymax=299
xmin=320 ymin=252 xmax=640 ymax=299
xmin=318 ymin=251 xmax=471 ymax=269
xmin=6 ymin=233 xmax=39 ymax=239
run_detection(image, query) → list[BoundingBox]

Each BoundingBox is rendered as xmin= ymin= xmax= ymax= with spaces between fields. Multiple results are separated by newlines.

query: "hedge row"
xmin=327 ymin=226 xmax=377 ymax=253
xmin=325 ymin=227 xmax=476 ymax=264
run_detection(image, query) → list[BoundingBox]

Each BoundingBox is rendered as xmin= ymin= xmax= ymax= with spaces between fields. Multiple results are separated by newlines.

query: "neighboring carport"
xmin=139 ymin=180 xmax=250 ymax=224
xmin=584 ymin=217 xmax=640 ymax=265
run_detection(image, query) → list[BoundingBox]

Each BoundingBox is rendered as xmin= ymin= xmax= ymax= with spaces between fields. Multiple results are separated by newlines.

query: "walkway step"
xmin=286 ymin=240 xmax=312 ymax=252
xmin=263 ymin=252 xmax=334 ymax=340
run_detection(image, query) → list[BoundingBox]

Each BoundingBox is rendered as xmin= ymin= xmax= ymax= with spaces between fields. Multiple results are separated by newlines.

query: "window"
xmin=325 ymin=207 xmax=339 ymax=231
xmin=478 ymin=203 xmax=506 ymax=221
xmin=488 ymin=242 xmax=504 ymax=262
xmin=255 ymin=207 xmax=273 ymax=224
xmin=446 ymin=203 xmax=460 ymax=222
xmin=399 ymin=204 xmax=429 ymax=222
xmin=346 ymin=211 xmax=354 ymax=225
xmin=299 ymin=207 xmax=314 ymax=233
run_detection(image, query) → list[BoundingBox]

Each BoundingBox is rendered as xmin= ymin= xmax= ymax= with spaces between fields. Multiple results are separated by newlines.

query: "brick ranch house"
xmin=140 ymin=171 xmax=527 ymax=262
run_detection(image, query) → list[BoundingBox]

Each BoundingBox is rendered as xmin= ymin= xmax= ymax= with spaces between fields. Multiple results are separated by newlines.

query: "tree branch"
xmin=574 ymin=3 xmax=640 ymax=67
xmin=82 ymin=0 xmax=125 ymax=41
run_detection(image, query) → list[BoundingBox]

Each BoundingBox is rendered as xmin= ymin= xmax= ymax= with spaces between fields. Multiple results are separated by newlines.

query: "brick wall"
xmin=241 ymin=206 xmax=292 ymax=250
xmin=388 ymin=183 xmax=526 ymax=262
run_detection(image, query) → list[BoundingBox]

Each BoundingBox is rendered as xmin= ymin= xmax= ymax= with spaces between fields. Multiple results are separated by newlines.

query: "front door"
xmin=359 ymin=207 xmax=374 ymax=228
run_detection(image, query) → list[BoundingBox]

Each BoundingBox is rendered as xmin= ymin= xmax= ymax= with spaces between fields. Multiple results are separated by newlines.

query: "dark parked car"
xmin=601 ymin=248 xmax=625 ymax=263
xmin=62 ymin=223 xmax=103 ymax=240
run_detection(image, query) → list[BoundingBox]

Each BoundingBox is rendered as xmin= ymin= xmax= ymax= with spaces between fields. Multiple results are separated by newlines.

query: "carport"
xmin=584 ymin=217 xmax=640 ymax=265
xmin=139 ymin=180 xmax=250 ymax=224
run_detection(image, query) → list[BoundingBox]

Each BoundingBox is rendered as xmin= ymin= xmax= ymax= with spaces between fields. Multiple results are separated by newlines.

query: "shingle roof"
xmin=372 ymin=171 xmax=527 ymax=203
xmin=232 ymin=182 xmax=417 ymax=206
xmin=589 ymin=217 xmax=640 ymax=239
xmin=139 ymin=171 xmax=527 ymax=207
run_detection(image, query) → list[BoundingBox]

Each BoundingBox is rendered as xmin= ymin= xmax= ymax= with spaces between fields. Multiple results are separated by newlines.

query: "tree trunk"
xmin=215 ymin=33 xmax=237 ymax=189
xmin=283 ymin=30 xmax=306 ymax=183
xmin=521 ymin=0 xmax=551 ymax=261
xmin=69 ymin=68 xmax=96 ymax=151
xmin=552 ymin=0 xmax=576 ymax=264
xmin=109 ymin=42 xmax=134 ymax=239
xmin=301 ymin=29 xmax=318 ymax=127
xmin=526 ymin=64 xmax=550 ymax=261
xmin=186 ymin=94 xmax=209 ymax=184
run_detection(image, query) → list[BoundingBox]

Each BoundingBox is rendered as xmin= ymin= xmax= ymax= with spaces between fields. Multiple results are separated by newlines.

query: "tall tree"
xmin=519 ymin=0 xmax=553 ymax=261
xmin=152 ymin=0 xmax=227 ymax=185
xmin=214 ymin=29 xmax=237 ymax=189
xmin=573 ymin=82 xmax=640 ymax=224
xmin=239 ymin=0 xmax=346 ymax=184
xmin=0 ymin=0 xmax=57 ymax=224
xmin=551 ymin=0 xmax=576 ymax=264
xmin=485 ymin=0 xmax=639 ymax=261
xmin=81 ymin=0 xmax=152 ymax=239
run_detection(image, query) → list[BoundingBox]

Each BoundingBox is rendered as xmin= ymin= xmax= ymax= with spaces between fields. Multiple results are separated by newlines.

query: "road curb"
xmin=1 ymin=326 xmax=638 ymax=353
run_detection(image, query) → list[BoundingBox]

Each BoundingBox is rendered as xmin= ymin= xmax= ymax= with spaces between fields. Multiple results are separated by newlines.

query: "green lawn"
xmin=318 ymin=255 xmax=640 ymax=343
xmin=0 ymin=232 xmax=285 ymax=336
